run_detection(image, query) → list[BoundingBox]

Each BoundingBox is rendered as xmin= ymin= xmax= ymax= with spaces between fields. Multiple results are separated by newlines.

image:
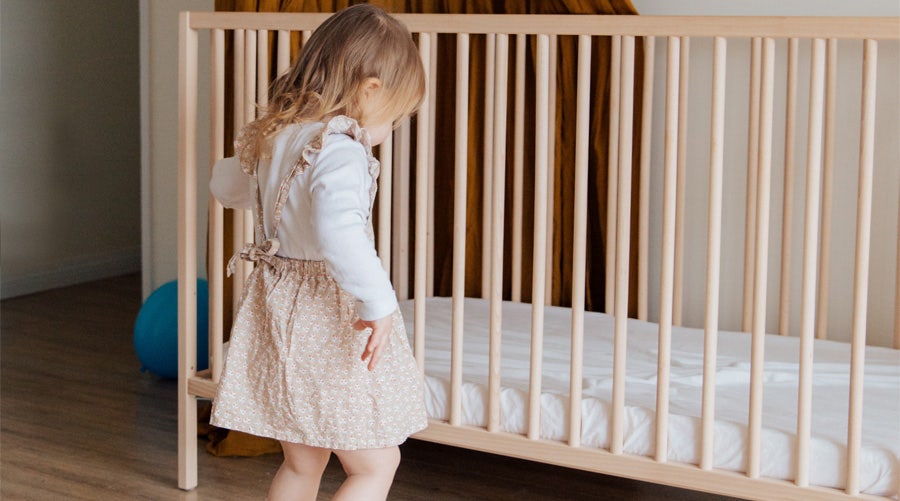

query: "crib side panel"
xmin=179 ymin=12 xmax=900 ymax=499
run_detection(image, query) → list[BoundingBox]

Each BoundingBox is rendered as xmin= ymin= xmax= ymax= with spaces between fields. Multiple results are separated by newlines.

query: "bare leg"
xmin=268 ymin=442 xmax=331 ymax=501
xmin=332 ymin=446 xmax=400 ymax=501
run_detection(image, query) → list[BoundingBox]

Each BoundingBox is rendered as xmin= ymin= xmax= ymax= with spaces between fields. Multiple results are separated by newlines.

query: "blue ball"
xmin=133 ymin=279 xmax=209 ymax=379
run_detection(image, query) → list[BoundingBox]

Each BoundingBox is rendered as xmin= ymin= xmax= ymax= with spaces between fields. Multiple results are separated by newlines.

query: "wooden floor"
xmin=1 ymin=274 xmax=742 ymax=500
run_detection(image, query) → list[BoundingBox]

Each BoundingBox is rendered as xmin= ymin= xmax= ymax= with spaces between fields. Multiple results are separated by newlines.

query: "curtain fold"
xmin=216 ymin=0 xmax=643 ymax=314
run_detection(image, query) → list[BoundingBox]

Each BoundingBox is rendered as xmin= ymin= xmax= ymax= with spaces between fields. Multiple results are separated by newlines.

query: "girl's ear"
xmin=358 ymin=77 xmax=384 ymax=125
xmin=360 ymin=77 xmax=383 ymax=101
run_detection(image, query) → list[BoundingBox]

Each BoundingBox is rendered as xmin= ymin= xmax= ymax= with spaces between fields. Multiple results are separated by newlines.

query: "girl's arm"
xmin=209 ymin=156 xmax=253 ymax=209
xmin=309 ymin=135 xmax=398 ymax=322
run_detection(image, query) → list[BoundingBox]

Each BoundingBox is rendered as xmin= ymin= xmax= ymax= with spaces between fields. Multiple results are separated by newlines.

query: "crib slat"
xmin=529 ymin=33 xmax=550 ymax=441
xmin=796 ymin=37 xmax=827 ymax=488
xmin=605 ymin=35 xmax=621 ymax=315
xmin=778 ymin=37 xmax=799 ymax=337
xmin=393 ymin=120 xmax=410 ymax=300
xmin=545 ymin=35 xmax=558 ymax=306
xmin=253 ymin=30 xmax=269 ymax=287
xmin=617 ymin=35 xmax=639 ymax=458
xmin=244 ymin=29 xmax=256 ymax=125
xmin=482 ymin=34 xmax=495 ymax=300
xmin=700 ymin=36 xmax=726 ymax=472
xmin=743 ymin=37 xmax=761 ymax=333
xmin=257 ymin=30 xmax=268 ymax=109
xmin=378 ymin=132 xmax=393 ymax=274
xmin=846 ymin=38 xmax=877 ymax=496
xmin=569 ymin=34 xmax=591 ymax=449
xmin=652 ymin=35 xmax=679 ymax=461
xmin=488 ymin=34 xmax=509 ymax=434
xmin=427 ymin=36 xmax=437 ymax=298
xmin=241 ymin=30 xmax=257 ymax=262
xmin=233 ymin=29 xmax=245 ymax=131
xmin=816 ymin=39 xmax=838 ymax=341
xmin=638 ymin=36 xmax=655 ymax=322
xmin=276 ymin=30 xmax=290 ymax=74
xmin=673 ymin=36 xmax=690 ymax=327
xmin=511 ymin=34 xmax=526 ymax=303
xmin=748 ymin=37 xmax=775 ymax=480
xmin=209 ymin=29 xmax=225 ymax=384
xmin=177 ymin=13 xmax=199 ymax=490
xmin=896 ymin=178 xmax=900 ymax=349
xmin=450 ymin=33 xmax=470 ymax=427
xmin=414 ymin=33 xmax=432 ymax=372
xmin=231 ymin=29 xmax=246 ymax=312
xmin=302 ymin=29 xmax=311 ymax=44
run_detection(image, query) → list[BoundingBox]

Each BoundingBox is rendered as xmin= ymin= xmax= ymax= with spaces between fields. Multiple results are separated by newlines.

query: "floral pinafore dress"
xmin=210 ymin=119 xmax=427 ymax=450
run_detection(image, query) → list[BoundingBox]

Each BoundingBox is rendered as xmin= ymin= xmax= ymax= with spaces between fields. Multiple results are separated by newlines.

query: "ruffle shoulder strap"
xmin=296 ymin=115 xmax=381 ymax=209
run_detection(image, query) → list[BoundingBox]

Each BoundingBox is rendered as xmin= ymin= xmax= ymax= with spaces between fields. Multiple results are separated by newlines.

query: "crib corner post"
xmin=177 ymin=9 xmax=199 ymax=492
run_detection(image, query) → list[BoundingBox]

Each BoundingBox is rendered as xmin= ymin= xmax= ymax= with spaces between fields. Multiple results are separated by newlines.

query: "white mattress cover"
xmin=400 ymin=297 xmax=900 ymax=496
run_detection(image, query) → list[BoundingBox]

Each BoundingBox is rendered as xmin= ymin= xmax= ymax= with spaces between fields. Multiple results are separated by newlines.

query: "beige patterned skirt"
xmin=210 ymin=258 xmax=427 ymax=450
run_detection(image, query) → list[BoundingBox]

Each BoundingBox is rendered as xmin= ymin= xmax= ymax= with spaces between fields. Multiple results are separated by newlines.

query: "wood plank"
xmin=186 ymin=13 xmax=900 ymax=40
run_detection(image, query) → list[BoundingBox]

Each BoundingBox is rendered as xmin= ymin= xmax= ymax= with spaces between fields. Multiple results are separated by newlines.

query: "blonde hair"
xmin=238 ymin=3 xmax=425 ymax=168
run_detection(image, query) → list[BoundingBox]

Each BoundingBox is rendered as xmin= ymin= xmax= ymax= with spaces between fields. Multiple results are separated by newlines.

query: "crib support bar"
xmin=257 ymin=30 xmax=268 ymax=109
xmin=488 ymin=33 xmax=509 ymax=434
xmin=231 ymin=29 xmax=247 ymax=310
xmin=529 ymin=33 xmax=550 ymax=441
xmin=427 ymin=37 xmax=437 ymax=298
xmin=276 ymin=30 xmax=290 ymax=74
xmin=209 ymin=29 xmax=225 ymax=384
xmin=393 ymin=119 xmax=410 ymax=300
xmin=413 ymin=33 xmax=432 ymax=371
xmin=896 ymin=174 xmax=900 ymax=349
xmin=816 ymin=39 xmax=838 ymax=341
xmin=177 ymin=12 xmax=199 ymax=491
xmin=568 ymin=34 xmax=591 ymax=448
xmin=743 ymin=37 xmax=761 ymax=333
xmin=241 ymin=31 xmax=257 ymax=255
xmin=616 ymin=35 xmax=642 ymax=453
xmin=378 ymin=134 xmax=393 ymax=274
xmin=846 ymin=38 xmax=877 ymax=496
xmin=544 ymin=35 xmax=557 ymax=306
xmin=653 ymin=35 xmax=679 ymax=462
xmin=778 ymin=37 xmax=799 ymax=337
xmin=605 ymin=35 xmax=621 ymax=315
xmin=673 ymin=37 xmax=690 ymax=327
xmin=481 ymin=33 xmax=495 ymax=300
xmin=796 ymin=37 xmax=827 ymax=488
xmin=511 ymin=34 xmax=526 ymax=302
xmin=700 ymin=35 xmax=726 ymax=472
xmin=637 ymin=36 xmax=655 ymax=322
xmin=748 ymin=36 xmax=775 ymax=479
xmin=450 ymin=33 xmax=470 ymax=428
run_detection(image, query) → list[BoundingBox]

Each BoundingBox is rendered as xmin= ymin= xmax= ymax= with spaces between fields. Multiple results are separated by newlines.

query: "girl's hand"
xmin=352 ymin=314 xmax=393 ymax=371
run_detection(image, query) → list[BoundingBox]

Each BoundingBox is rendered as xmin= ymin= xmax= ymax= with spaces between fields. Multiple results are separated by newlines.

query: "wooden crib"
xmin=176 ymin=11 xmax=900 ymax=500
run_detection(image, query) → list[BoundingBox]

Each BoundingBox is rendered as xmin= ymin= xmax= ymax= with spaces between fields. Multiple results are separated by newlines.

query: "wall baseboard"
xmin=1 ymin=249 xmax=141 ymax=300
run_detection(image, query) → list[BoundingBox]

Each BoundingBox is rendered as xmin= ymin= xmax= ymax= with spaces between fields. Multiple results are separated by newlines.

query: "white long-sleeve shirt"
xmin=209 ymin=120 xmax=398 ymax=321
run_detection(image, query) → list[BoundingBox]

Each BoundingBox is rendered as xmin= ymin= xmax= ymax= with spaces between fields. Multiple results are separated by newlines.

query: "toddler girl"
xmin=209 ymin=4 xmax=427 ymax=500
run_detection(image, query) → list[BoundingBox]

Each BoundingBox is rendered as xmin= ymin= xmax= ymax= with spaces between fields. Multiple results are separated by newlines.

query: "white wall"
xmin=141 ymin=0 xmax=213 ymax=298
xmin=1 ymin=0 xmax=141 ymax=299
xmin=631 ymin=0 xmax=899 ymax=346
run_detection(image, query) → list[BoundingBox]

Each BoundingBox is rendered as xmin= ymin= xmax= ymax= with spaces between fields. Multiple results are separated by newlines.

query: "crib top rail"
xmin=185 ymin=12 xmax=900 ymax=40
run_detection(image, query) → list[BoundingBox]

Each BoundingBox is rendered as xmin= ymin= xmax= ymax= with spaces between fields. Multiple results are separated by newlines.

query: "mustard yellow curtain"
xmin=217 ymin=0 xmax=643 ymax=314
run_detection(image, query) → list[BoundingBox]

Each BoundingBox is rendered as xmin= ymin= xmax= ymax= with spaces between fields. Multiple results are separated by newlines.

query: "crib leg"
xmin=178 ymin=392 xmax=198 ymax=490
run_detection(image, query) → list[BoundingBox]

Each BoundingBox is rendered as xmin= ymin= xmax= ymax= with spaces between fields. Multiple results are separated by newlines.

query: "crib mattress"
xmin=399 ymin=297 xmax=900 ymax=496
